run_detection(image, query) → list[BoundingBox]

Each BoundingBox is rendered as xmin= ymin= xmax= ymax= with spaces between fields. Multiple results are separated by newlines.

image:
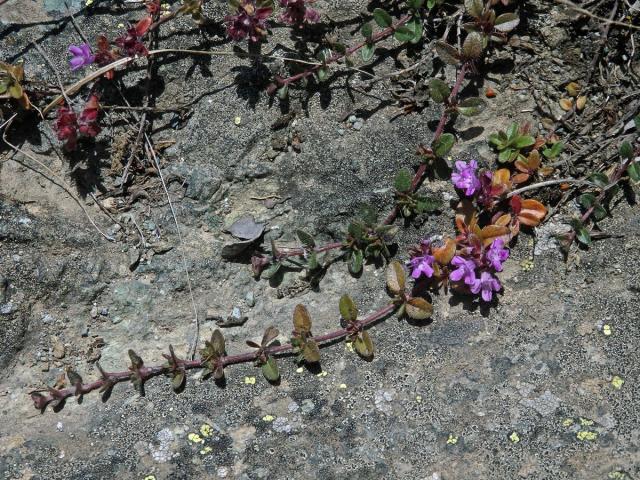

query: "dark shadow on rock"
xmin=448 ymin=293 xmax=498 ymax=316
xmin=458 ymin=126 xmax=485 ymax=141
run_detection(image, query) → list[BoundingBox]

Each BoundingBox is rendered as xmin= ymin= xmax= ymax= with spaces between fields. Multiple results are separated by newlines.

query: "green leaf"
xmin=494 ymin=12 xmax=520 ymax=32
xmin=571 ymin=219 xmax=591 ymax=246
xmin=293 ymin=304 xmax=312 ymax=334
xmin=456 ymin=97 xmax=486 ymax=116
xmin=211 ymin=329 xmax=225 ymax=356
xmin=488 ymin=133 xmax=503 ymax=147
xmin=354 ymin=331 xmax=374 ymax=359
xmin=429 ymin=78 xmax=450 ymax=103
xmin=349 ymin=249 xmax=364 ymax=275
xmin=415 ymin=196 xmax=441 ymax=213
xmin=296 ymin=230 xmax=315 ymax=248
xmin=498 ymin=148 xmax=513 ymax=163
xmin=302 ymin=340 xmax=320 ymax=363
xmin=307 ymin=251 xmax=319 ymax=270
xmin=506 ymin=123 xmax=519 ymax=141
xmin=407 ymin=0 xmax=424 ymax=9
xmin=634 ymin=115 xmax=640 ymax=131
xmin=261 ymin=326 xmax=279 ymax=347
xmin=512 ymin=135 xmax=535 ymax=149
xmin=262 ymin=262 xmax=281 ymax=279
xmin=578 ymin=193 xmax=596 ymax=209
xmin=464 ymin=0 xmax=483 ymax=17
xmin=394 ymin=26 xmax=415 ymax=42
xmin=386 ymin=260 xmax=406 ymax=295
xmin=405 ymin=17 xmax=423 ymax=43
xmin=348 ymin=222 xmax=364 ymax=240
xmin=405 ymin=297 xmax=433 ymax=320
xmin=277 ymin=85 xmax=288 ymax=100
xmin=435 ymin=41 xmax=460 ymax=65
xmin=542 ymin=141 xmax=564 ymax=159
xmin=592 ymin=204 xmax=607 ymax=221
xmin=361 ymin=22 xmax=373 ymax=39
xmin=394 ymin=168 xmax=413 ymax=192
xmin=426 ymin=0 xmax=436 ymax=8
xmin=433 ymin=133 xmax=455 ymax=157
xmin=620 ymin=141 xmax=633 ymax=159
xmin=589 ymin=172 xmax=609 ymax=189
xmin=261 ymin=357 xmax=280 ymax=381
xmin=339 ymin=294 xmax=358 ymax=323
xmin=628 ymin=161 xmax=640 ymax=182
xmin=361 ymin=43 xmax=375 ymax=63
xmin=317 ymin=67 xmax=329 ymax=82
xmin=8 ymin=83 xmax=22 ymax=99
xmin=462 ymin=32 xmax=483 ymax=59
xmin=0 ymin=81 xmax=7 ymax=95
xmin=372 ymin=8 xmax=392 ymax=28
xmin=67 ymin=369 xmax=83 ymax=388
xmin=171 ymin=372 xmax=185 ymax=391
xmin=358 ymin=204 xmax=378 ymax=225
xmin=128 ymin=349 xmax=144 ymax=369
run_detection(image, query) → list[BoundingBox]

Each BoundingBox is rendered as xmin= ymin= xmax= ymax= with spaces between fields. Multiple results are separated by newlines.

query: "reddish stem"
xmin=276 ymin=15 xmax=411 ymax=87
xmin=565 ymin=155 xmax=634 ymax=248
xmin=31 ymin=302 xmax=397 ymax=410
xmin=276 ymin=241 xmax=344 ymax=259
xmin=383 ymin=62 xmax=469 ymax=225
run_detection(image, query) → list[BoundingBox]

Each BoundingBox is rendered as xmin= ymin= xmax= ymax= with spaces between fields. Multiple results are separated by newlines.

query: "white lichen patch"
xmin=374 ymin=389 xmax=395 ymax=414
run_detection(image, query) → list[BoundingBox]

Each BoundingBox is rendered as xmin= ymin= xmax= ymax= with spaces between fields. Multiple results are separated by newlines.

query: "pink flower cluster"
xmin=225 ymin=0 xmax=273 ymax=42
xmin=278 ymin=0 xmax=320 ymax=25
xmin=54 ymin=95 xmax=101 ymax=151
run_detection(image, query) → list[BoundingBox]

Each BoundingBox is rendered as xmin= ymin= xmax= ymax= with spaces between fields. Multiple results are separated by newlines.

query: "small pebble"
xmin=352 ymin=121 xmax=363 ymax=131
xmin=245 ymin=292 xmax=255 ymax=307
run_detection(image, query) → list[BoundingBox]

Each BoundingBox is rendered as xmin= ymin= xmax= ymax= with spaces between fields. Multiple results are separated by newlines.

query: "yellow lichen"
xmin=200 ymin=424 xmax=213 ymax=438
xmin=296 ymin=367 xmax=304 ymax=373
xmin=603 ymin=324 xmax=612 ymax=336
xmin=345 ymin=342 xmax=354 ymax=353
xmin=416 ymin=395 xmax=422 ymax=403
xmin=262 ymin=415 xmax=275 ymax=422
xmin=338 ymin=383 xmax=347 ymax=389
xmin=144 ymin=476 xmax=156 ymax=480
xmin=244 ymin=376 xmax=256 ymax=385
xmin=509 ymin=432 xmax=520 ymax=443
xmin=611 ymin=376 xmax=624 ymax=389
xmin=580 ymin=418 xmax=594 ymax=426
xmin=562 ymin=418 xmax=574 ymax=427
xmin=200 ymin=446 xmax=213 ymax=455
xmin=577 ymin=431 xmax=598 ymax=441
xmin=234 ymin=116 xmax=242 ymax=126
xmin=446 ymin=434 xmax=458 ymax=445
xmin=316 ymin=371 xmax=328 ymax=377
xmin=608 ymin=471 xmax=628 ymax=479
xmin=187 ymin=433 xmax=204 ymax=444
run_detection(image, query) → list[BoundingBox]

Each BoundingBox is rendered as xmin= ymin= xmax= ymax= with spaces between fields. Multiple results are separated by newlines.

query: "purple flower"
xmin=68 ymin=44 xmax=95 ymax=71
xmin=451 ymin=160 xmax=481 ymax=197
xmin=485 ymin=238 xmax=509 ymax=272
xmin=225 ymin=0 xmax=273 ymax=43
xmin=279 ymin=0 xmax=320 ymax=25
xmin=470 ymin=271 xmax=501 ymax=302
xmin=410 ymin=254 xmax=435 ymax=279
xmin=449 ymin=255 xmax=477 ymax=285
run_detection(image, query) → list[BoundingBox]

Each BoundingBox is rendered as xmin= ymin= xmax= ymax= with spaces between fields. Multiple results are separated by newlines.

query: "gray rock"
xmin=245 ymin=291 xmax=255 ymax=307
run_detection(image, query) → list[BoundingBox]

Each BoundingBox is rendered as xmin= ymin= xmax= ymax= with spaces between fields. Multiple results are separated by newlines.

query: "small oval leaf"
xmin=261 ymin=356 xmax=280 ymax=382
xmin=293 ymin=305 xmax=312 ymax=334
xmin=386 ymin=260 xmax=406 ymax=295
xmin=339 ymin=294 xmax=358 ymax=323
xmin=405 ymin=297 xmax=433 ymax=320
xmin=435 ymin=41 xmax=461 ymax=65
